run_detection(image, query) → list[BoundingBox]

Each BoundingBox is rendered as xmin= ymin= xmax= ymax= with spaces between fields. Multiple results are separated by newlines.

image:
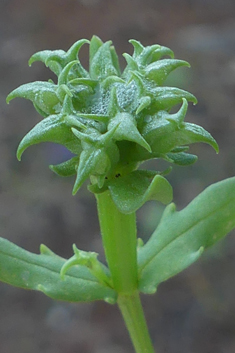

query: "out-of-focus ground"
xmin=0 ymin=1 xmax=235 ymax=352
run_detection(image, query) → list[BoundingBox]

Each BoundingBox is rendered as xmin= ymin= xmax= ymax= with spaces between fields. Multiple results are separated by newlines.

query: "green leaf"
xmin=136 ymin=96 xmax=151 ymax=114
xmin=144 ymin=59 xmax=190 ymax=85
xmin=138 ymin=177 xmax=235 ymax=294
xmin=29 ymin=39 xmax=89 ymax=77
xmin=123 ymin=53 xmax=139 ymax=71
xmin=137 ymin=45 xmax=161 ymax=66
xmin=60 ymin=244 xmax=113 ymax=288
xmin=90 ymin=41 xmax=119 ymax=80
xmin=17 ymin=115 xmax=82 ymax=160
xmin=49 ymin=156 xmax=79 ymax=177
xmin=7 ymin=81 xmax=60 ymax=116
xmin=108 ymin=112 xmax=151 ymax=152
xmin=166 ymin=151 xmax=198 ymax=165
xmin=151 ymin=122 xmax=218 ymax=154
xmin=73 ymin=148 xmax=110 ymax=194
xmin=147 ymin=87 xmax=197 ymax=113
xmin=58 ymin=60 xmax=80 ymax=85
xmin=0 ymin=238 xmax=117 ymax=303
xmin=108 ymin=171 xmax=173 ymax=214
xmin=129 ymin=39 xmax=144 ymax=58
xmin=182 ymin=123 xmax=219 ymax=152
xmin=150 ymin=46 xmax=174 ymax=62
xmin=110 ymin=45 xmax=121 ymax=76
xmin=29 ymin=50 xmax=65 ymax=76
xmin=141 ymin=109 xmax=218 ymax=155
xmin=89 ymin=35 xmax=103 ymax=68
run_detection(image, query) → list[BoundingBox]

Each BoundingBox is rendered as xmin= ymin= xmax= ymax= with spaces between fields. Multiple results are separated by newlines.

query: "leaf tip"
xmin=16 ymin=146 xmax=23 ymax=161
xmin=139 ymin=284 xmax=157 ymax=295
xmin=104 ymin=296 xmax=116 ymax=305
xmin=37 ymin=284 xmax=47 ymax=293
xmin=6 ymin=93 xmax=13 ymax=104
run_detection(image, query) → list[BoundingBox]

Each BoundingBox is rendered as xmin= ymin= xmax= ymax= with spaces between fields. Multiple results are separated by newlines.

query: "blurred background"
xmin=0 ymin=0 xmax=235 ymax=352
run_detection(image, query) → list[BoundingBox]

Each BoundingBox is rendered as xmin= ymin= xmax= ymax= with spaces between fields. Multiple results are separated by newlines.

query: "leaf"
xmin=90 ymin=41 xmax=118 ymax=80
xmin=166 ymin=151 xmax=198 ymax=166
xmin=123 ymin=53 xmax=139 ymax=71
xmin=60 ymin=244 xmax=112 ymax=288
xmin=144 ymin=59 xmax=190 ymax=85
xmin=182 ymin=123 xmax=219 ymax=152
xmin=141 ymin=117 xmax=218 ymax=155
xmin=136 ymin=96 xmax=151 ymax=114
xmin=89 ymin=35 xmax=103 ymax=68
xmin=7 ymin=81 xmax=60 ymax=116
xmin=150 ymin=46 xmax=174 ymax=62
xmin=17 ymin=115 xmax=82 ymax=160
xmin=29 ymin=39 xmax=89 ymax=76
xmin=49 ymin=156 xmax=79 ymax=177
xmin=154 ymin=122 xmax=218 ymax=154
xmin=29 ymin=50 xmax=65 ymax=76
xmin=138 ymin=177 xmax=235 ymax=294
xmin=110 ymin=45 xmax=121 ymax=76
xmin=108 ymin=171 xmax=173 ymax=214
xmin=108 ymin=112 xmax=151 ymax=152
xmin=72 ymin=148 xmax=110 ymax=195
xmin=137 ymin=45 xmax=161 ymax=66
xmin=58 ymin=60 xmax=80 ymax=85
xmin=147 ymin=87 xmax=197 ymax=113
xmin=0 ymin=238 xmax=117 ymax=303
xmin=129 ymin=39 xmax=144 ymax=59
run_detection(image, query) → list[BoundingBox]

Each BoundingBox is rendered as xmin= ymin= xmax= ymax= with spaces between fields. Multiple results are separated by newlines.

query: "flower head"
xmin=7 ymin=36 xmax=218 ymax=213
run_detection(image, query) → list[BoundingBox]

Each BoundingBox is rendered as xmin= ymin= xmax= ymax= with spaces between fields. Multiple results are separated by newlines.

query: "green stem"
xmin=118 ymin=291 xmax=155 ymax=353
xmin=96 ymin=190 xmax=155 ymax=352
xmin=96 ymin=190 xmax=137 ymax=294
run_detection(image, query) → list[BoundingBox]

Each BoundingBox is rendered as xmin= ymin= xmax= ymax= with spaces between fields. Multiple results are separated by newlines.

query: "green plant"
xmin=2 ymin=36 xmax=235 ymax=353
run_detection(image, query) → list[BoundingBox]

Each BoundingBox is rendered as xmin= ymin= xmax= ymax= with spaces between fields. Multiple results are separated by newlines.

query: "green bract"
xmin=7 ymin=36 xmax=218 ymax=212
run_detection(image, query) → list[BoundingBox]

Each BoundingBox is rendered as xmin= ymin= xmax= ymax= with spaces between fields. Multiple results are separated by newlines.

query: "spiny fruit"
xmin=7 ymin=36 xmax=218 ymax=213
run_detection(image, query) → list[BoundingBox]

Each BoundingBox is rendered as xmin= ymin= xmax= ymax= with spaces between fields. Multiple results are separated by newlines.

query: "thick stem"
xmin=118 ymin=291 xmax=155 ymax=353
xmin=96 ymin=190 xmax=155 ymax=352
xmin=96 ymin=190 xmax=137 ymax=294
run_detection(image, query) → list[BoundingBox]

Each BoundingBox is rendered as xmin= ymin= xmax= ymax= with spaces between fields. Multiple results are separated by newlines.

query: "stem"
xmin=96 ymin=190 xmax=137 ymax=294
xmin=118 ymin=291 xmax=155 ymax=353
xmin=96 ymin=190 xmax=155 ymax=352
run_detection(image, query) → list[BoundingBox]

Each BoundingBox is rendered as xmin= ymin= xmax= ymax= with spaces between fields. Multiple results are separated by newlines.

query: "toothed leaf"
xmin=150 ymin=46 xmax=174 ymax=62
xmin=166 ymin=151 xmax=198 ymax=165
xmin=144 ymin=59 xmax=190 ymax=85
xmin=108 ymin=171 xmax=173 ymax=214
xmin=90 ymin=41 xmax=118 ymax=80
xmin=108 ymin=112 xmax=151 ymax=151
xmin=89 ymin=35 xmax=103 ymax=68
xmin=143 ymin=120 xmax=218 ymax=155
xmin=7 ymin=81 xmax=60 ymax=116
xmin=29 ymin=50 xmax=65 ymax=75
xmin=73 ymin=148 xmax=110 ymax=194
xmin=110 ymin=45 xmax=121 ymax=76
xmin=129 ymin=39 xmax=144 ymax=58
xmin=138 ymin=177 xmax=235 ymax=294
xmin=29 ymin=39 xmax=89 ymax=77
xmin=17 ymin=115 xmax=81 ymax=160
xmin=136 ymin=96 xmax=151 ymax=115
xmin=147 ymin=87 xmax=197 ymax=114
xmin=0 ymin=238 xmax=117 ymax=303
xmin=50 ymin=156 xmax=79 ymax=177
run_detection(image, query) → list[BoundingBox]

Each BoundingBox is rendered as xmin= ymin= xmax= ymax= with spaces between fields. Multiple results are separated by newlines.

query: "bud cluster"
xmin=7 ymin=36 xmax=218 ymax=212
